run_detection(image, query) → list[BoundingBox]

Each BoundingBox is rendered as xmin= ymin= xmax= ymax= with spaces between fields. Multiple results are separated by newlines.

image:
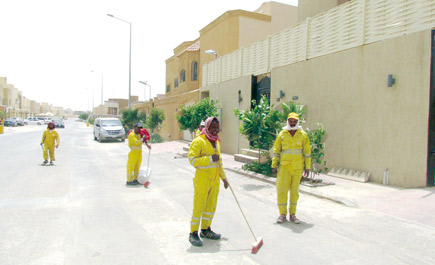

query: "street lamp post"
xmin=138 ymin=81 xmax=151 ymax=102
xmin=107 ymin=14 xmax=132 ymax=108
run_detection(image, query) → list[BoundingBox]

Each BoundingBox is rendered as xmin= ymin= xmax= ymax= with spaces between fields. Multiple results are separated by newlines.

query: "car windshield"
xmin=101 ymin=120 xmax=122 ymax=126
xmin=54 ymin=120 xmax=63 ymax=123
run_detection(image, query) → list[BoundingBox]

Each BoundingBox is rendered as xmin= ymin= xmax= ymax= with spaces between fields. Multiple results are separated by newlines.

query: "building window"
xmin=180 ymin=70 xmax=185 ymax=83
xmin=166 ymin=85 xmax=170 ymax=93
xmin=174 ymin=79 xmax=179 ymax=88
xmin=192 ymin=61 xmax=198 ymax=81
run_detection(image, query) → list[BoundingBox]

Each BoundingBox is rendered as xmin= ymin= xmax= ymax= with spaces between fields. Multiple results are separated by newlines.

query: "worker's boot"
xmin=289 ymin=214 xmax=301 ymax=224
xmin=276 ymin=214 xmax=286 ymax=223
xmin=200 ymin=227 xmax=221 ymax=240
xmin=43 ymin=160 xmax=48 ymax=164
xmin=189 ymin=231 xmax=203 ymax=246
xmin=126 ymin=181 xmax=137 ymax=186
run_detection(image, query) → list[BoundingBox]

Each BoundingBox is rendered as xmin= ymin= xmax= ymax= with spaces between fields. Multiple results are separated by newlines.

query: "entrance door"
xmin=251 ymin=74 xmax=271 ymax=109
xmin=427 ymin=29 xmax=435 ymax=186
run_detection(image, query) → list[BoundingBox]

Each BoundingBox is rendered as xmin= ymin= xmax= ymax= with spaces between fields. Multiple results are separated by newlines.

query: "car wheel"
xmin=94 ymin=133 xmax=97 ymax=140
xmin=98 ymin=134 xmax=102 ymax=143
xmin=122 ymin=138 xmax=125 ymax=142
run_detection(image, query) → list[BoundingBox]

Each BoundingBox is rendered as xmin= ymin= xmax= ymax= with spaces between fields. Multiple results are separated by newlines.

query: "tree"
xmin=146 ymin=108 xmax=165 ymax=133
xmin=78 ymin=113 xmax=89 ymax=120
xmin=280 ymin=101 xmax=307 ymax=124
xmin=176 ymin=98 xmax=218 ymax=135
xmin=306 ymin=123 xmax=328 ymax=181
xmin=234 ymin=96 xmax=282 ymax=161
xmin=121 ymin=108 xmax=146 ymax=133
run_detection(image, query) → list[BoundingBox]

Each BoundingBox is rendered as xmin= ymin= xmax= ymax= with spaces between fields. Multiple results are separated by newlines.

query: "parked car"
xmin=36 ymin=117 xmax=52 ymax=124
xmin=93 ymin=118 xmax=125 ymax=142
xmin=13 ymin=117 xmax=25 ymax=126
xmin=4 ymin=119 xmax=17 ymax=127
xmin=53 ymin=119 xmax=65 ymax=128
xmin=24 ymin=117 xmax=42 ymax=125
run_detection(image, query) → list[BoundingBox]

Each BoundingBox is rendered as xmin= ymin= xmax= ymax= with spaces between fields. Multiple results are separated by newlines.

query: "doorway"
xmin=427 ymin=29 xmax=435 ymax=186
xmin=251 ymin=73 xmax=271 ymax=108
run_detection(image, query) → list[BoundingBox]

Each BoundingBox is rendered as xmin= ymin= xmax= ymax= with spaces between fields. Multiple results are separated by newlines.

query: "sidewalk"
xmin=160 ymin=140 xmax=435 ymax=228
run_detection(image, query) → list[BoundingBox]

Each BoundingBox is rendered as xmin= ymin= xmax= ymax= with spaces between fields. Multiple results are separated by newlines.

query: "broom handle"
xmin=228 ymin=184 xmax=258 ymax=241
xmin=147 ymin=147 xmax=151 ymax=168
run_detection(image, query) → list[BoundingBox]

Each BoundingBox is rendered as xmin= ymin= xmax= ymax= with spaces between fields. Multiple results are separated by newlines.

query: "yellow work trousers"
xmin=43 ymin=144 xmax=55 ymax=161
xmin=190 ymin=170 xmax=220 ymax=233
xmin=276 ymin=164 xmax=303 ymax=216
xmin=127 ymin=150 xmax=142 ymax=182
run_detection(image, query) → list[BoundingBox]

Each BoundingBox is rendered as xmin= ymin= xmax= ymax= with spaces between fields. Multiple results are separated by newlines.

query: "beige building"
xmin=92 ymin=97 xmax=138 ymax=117
xmin=200 ymin=0 xmax=435 ymax=187
xmin=297 ymin=0 xmax=352 ymax=22
xmin=137 ymin=1 xmax=298 ymax=141
xmin=30 ymin=100 xmax=40 ymax=117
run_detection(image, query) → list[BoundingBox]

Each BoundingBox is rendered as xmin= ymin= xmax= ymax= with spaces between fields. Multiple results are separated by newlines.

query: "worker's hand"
xmin=146 ymin=143 xmax=151 ymax=150
xmin=212 ymin=154 xmax=220 ymax=162
xmin=304 ymin=169 xmax=310 ymax=178
xmin=272 ymin=168 xmax=277 ymax=175
xmin=222 ymin=178 xmax=229 ymax=189
xmin=56 ymin=145 xmax=59 ymax=148
xmin=40 ymin=143 xmax=43 ymax=146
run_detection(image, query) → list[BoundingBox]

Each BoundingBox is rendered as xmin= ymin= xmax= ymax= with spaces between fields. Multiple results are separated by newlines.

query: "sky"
xmin=0 ymin=0 xmax=298 ymax=111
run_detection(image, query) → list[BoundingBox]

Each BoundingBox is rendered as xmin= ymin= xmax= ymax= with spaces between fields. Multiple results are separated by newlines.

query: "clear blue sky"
xmin=0 ymin=0 xmax=298 ymax=111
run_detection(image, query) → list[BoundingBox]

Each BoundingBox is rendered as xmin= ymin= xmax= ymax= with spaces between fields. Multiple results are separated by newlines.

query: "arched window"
xmin=180 ymin=69 xmax=185 ymax=83
xmin=191 ymin=61 xmax=198 ymax=81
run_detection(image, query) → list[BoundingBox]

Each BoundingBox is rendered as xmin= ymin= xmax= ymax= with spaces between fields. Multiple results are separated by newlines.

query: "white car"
xmin=24 ymin=117 xmax=42 ymax=125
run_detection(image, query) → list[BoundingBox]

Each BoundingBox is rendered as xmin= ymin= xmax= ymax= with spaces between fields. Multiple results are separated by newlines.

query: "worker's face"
xmin=199 ymin=125 xmax=204 ymax=130
xmin=134 ymin=127 xmax=141 ymax=134
xmin=209 ymin=120 xmax=219 ymax=136
xmin=48 ymin=124 xmax=54 ymax=129
xmin=288 ymin=118 xmax=298 ymax=127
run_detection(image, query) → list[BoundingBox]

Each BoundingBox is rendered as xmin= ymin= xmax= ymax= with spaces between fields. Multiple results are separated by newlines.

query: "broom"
xmin=228 ymin=183 xmax=264 ymax=254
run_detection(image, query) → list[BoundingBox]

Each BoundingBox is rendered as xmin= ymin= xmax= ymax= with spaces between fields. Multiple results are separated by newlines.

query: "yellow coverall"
xmin=127 ymin=132 xmax=143 ymax=182
xmin=41 ymin=129 xmax=60 ymax=161
xmin=195 ymin=129 xmax=201 ymax=138
xmin=188 ymin=134 xmax=226 ymax=233
xmin=272 ymin=129 xmax=311 ymax=216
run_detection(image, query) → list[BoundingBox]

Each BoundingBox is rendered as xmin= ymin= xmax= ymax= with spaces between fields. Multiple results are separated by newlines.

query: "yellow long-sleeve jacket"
xmin=188 ymin=134 xmax=226 ymax=180
xmin=128 ymin=132 xmax=143 ymax=150
xmin=195 ymin=129 xmax=201 ymax=138
xmin=41 ymin=129 xmax=59 ymax=146
xmin=272 ymin=129 xmax=311 ymax=170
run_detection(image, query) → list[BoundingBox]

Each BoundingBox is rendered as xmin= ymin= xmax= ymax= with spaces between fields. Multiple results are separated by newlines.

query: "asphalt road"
xmin=1 ymin=120 xmax=434 ymax=265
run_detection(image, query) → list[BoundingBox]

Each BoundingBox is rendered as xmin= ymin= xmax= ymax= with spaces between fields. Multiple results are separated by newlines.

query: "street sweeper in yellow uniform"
xmin=188 ymin=117 xmax=229 ymax=247
xmin=126 ymin=123 xmax=151 ymax=185
xmin=272 ymin=112 xmax=311 ymax=224
xmin=40 ymin=122 xmax=60 ymax=165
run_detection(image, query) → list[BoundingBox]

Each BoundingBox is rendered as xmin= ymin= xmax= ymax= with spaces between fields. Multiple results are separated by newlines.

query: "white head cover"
xmin=282 ymin=119 xmax=301 ymax=131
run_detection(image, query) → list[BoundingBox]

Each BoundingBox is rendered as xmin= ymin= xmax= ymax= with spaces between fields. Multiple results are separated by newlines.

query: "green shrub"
xmin=150 ymin=133 xmax=163 ymax=143
xmin=88 ymin=117 xmax=95 ymax=125
xmin=242 ymin=159 xmax=274 ymax=177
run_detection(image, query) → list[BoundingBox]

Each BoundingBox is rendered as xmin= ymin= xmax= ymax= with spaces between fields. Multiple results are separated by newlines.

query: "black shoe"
xmin=43 ymin=160 xmax=48 ymax=164
xmin=49 ymin=161 xmax=54 ymax=165
xmin=126 ymin=181 xmax=137 ymax=186
xmin=200 ymin=228 xmax=221 ymax=240
xmin=189 ymin=231 xmax=203 ymax=246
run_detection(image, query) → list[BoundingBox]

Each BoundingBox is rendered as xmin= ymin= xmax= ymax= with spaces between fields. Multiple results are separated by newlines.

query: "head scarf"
xmin=48 ymin=122 xmax=55 ymax=129
xmin=282 ymin=112 xmax=301 ymax=131
xmin=200 ymin=117 xmax=220 ymax=142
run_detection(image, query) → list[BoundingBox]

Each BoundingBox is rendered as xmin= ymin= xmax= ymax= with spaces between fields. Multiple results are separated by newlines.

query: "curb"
xmin=225 ymin=167 xmax=357 ymax=208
